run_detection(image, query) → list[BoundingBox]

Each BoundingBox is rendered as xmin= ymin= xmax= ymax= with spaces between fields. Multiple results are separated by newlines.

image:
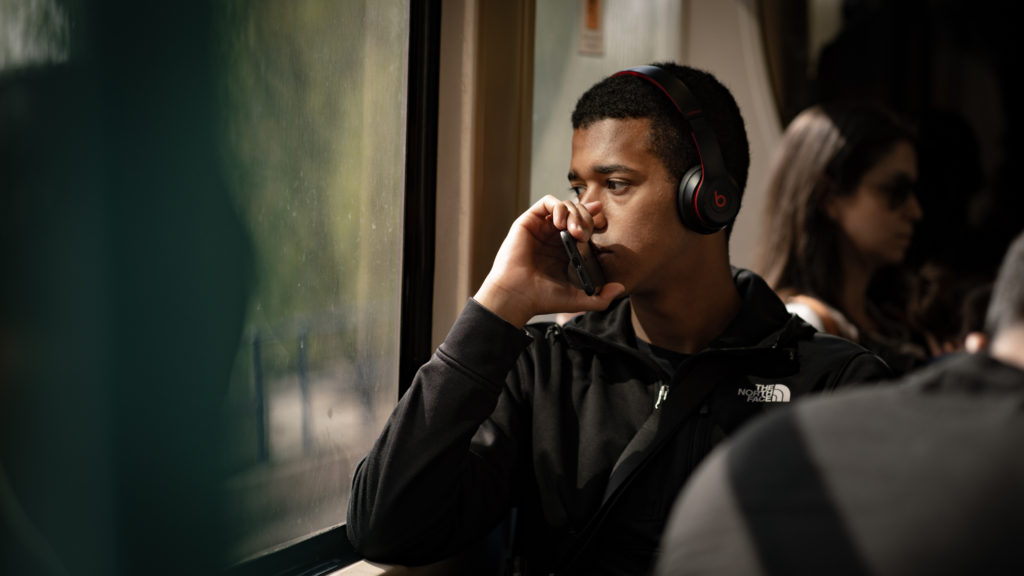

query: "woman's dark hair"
xmin=755 ymin=101 xmax=915 ymax=308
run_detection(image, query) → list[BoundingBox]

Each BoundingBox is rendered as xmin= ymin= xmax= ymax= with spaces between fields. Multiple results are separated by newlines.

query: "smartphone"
xmin=560 ymin=230 xmax=606 ymax=296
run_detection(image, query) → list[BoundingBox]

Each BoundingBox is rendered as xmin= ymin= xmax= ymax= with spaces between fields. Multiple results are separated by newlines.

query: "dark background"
xmin=760 ymin=0 xmax=1022 ymax=277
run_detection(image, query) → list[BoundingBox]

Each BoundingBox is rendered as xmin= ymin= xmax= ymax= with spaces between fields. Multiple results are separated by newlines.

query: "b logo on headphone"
xmin=612 ymin=65 xmax=739 ymax=234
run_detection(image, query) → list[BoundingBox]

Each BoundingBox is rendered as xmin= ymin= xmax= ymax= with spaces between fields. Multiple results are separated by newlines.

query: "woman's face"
xmin=826 ymin=140 xmax=922 ymax=268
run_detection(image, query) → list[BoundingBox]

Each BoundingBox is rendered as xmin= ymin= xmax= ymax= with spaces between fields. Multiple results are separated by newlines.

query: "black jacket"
xmin=347 ymin=269 xmax=891 ymax=575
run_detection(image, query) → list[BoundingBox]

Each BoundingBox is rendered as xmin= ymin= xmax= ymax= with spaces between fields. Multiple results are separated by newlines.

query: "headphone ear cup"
xmin=677 ymin=167 xmax=740 ymax=235
xmin=617 ymin=66 xmax=740 ymax=235
xmin=677 ymin=165 xmax=710 ymax=233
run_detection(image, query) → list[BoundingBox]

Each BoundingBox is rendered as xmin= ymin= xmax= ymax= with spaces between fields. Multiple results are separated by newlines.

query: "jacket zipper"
xmin=654 ymin=383 xmax=669 ymax=410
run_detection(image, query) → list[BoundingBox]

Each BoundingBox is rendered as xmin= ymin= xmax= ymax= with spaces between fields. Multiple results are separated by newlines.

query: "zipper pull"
xmin=654 ymin=383 xmax=669 ymax=410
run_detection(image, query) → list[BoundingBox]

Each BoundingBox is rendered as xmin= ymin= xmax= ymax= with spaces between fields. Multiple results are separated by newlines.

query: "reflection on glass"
xmin=217 ymin=0 xmax=408 ymax=563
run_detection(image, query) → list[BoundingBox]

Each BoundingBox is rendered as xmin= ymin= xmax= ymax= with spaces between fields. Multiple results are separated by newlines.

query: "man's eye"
xmin=607 ymin=180 xmax=628 ymax=191
xmin=568 ymin=185 xmax=584 ymax=197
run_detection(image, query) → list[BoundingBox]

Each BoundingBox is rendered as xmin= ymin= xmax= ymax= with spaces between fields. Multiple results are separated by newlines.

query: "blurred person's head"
xmin=984 ymin=232 xmax=1024 ymax=343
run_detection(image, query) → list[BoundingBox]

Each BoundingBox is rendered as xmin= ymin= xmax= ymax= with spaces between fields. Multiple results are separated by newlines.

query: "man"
xmin=347 ymin=63 xmax=890 ymax=575
xmin=654 ymin=231 xmax=1024 ymax=576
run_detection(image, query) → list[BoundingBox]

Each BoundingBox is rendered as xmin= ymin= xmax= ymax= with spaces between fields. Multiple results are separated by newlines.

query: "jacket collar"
xmin=561 ymin=268 xmax=809 ymax=354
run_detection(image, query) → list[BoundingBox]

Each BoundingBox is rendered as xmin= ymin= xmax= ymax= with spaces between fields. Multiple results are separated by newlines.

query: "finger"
xmin=564 ymin=200 xmax=597 ymax=239
xmin=528 ymin=194 xmax=566 ymax=218
xmin=562 ymin=200 xmax=585 ymax=236
xmin=533 ymin=194 xmax=570 ymax=231
xmin=568 ymin=281 xmax=627 ymax=310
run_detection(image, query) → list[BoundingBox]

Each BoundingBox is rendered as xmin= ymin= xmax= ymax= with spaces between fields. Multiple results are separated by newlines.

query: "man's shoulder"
xmin=786 ymin=324 xmax=893 ymax=389
xmin=798 ymin=327 xmax=872 ymax=355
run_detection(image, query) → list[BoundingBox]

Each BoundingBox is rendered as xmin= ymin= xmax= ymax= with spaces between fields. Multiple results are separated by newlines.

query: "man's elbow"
xmin=346 ymin=505 xmax=431 ymax=564
xmin=346 ymin=498 xmax=393 ymax=561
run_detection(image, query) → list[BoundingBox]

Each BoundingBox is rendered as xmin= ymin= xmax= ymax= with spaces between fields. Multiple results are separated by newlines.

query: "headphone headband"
xmin=614 ymin=65 xmax=702 ymax=118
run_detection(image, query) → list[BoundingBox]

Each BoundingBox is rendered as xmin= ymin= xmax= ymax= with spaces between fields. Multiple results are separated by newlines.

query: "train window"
xmin=217 ymin=0 xmax=410 ymax=567
xmin=0 ymin=0 xmax=69 ymax=70
xmin=2 ymin=1 xmax=437 ymax=574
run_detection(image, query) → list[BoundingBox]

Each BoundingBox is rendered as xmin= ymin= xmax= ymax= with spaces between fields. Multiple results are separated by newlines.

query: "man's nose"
xmin=577 ymin=185 xmax=597 ymax=203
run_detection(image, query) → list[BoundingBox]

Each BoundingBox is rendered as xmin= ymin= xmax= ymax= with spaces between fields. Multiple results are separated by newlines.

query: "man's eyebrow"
xmin=567 ymin=164 xmax=637 ymax=180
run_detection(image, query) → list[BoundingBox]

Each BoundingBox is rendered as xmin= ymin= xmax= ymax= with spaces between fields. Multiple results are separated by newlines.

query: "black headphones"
xmin=613 ymin=65 xmax=739 ymax=234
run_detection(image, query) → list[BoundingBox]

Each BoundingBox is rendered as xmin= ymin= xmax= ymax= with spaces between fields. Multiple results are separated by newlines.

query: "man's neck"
xmin=629 ymin=261 xmax=741 ymax=355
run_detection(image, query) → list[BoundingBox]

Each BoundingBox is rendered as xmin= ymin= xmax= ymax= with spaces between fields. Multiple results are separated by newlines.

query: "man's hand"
xmin=473 ymin=195 xmax=626 ymax=328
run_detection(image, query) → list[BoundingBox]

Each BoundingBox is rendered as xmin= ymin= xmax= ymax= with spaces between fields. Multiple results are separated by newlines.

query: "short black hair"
xmin=984 ymin=231 xmax=1024 ymax=336
xmin=571 ymin=62 xmax=750 ymax=203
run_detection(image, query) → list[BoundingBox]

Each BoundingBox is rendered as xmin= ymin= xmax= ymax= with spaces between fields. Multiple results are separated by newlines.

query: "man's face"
xmin=568 ymin=117 xmax=689 ymax=295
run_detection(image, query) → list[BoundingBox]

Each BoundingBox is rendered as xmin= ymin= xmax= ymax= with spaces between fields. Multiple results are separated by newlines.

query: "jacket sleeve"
xmin=346 ymin=299 xmax=534 ymax=565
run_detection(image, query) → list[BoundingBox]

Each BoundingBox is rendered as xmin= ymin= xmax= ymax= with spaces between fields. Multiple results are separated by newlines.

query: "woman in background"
xmin=756 ymin=102 xmax=928 ymax=375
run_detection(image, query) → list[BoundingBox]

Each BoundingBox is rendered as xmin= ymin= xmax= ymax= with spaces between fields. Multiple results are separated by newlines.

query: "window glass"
xmin=0 ymin=0 xmax=69 ymax=72
xmin=217 ymin=0 xmax=408 ymax=562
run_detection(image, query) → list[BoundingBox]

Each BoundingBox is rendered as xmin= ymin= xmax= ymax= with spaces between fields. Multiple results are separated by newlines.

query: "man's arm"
xmin=346 ymin=196 xmax=625 ymax=564
xmin=346 ymin=299 xmax=531 ymax=565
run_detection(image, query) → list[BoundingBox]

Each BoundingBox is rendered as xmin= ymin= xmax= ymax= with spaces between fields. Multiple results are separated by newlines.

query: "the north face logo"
xmin=737 ymin=383 xmax=792 ymax=403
